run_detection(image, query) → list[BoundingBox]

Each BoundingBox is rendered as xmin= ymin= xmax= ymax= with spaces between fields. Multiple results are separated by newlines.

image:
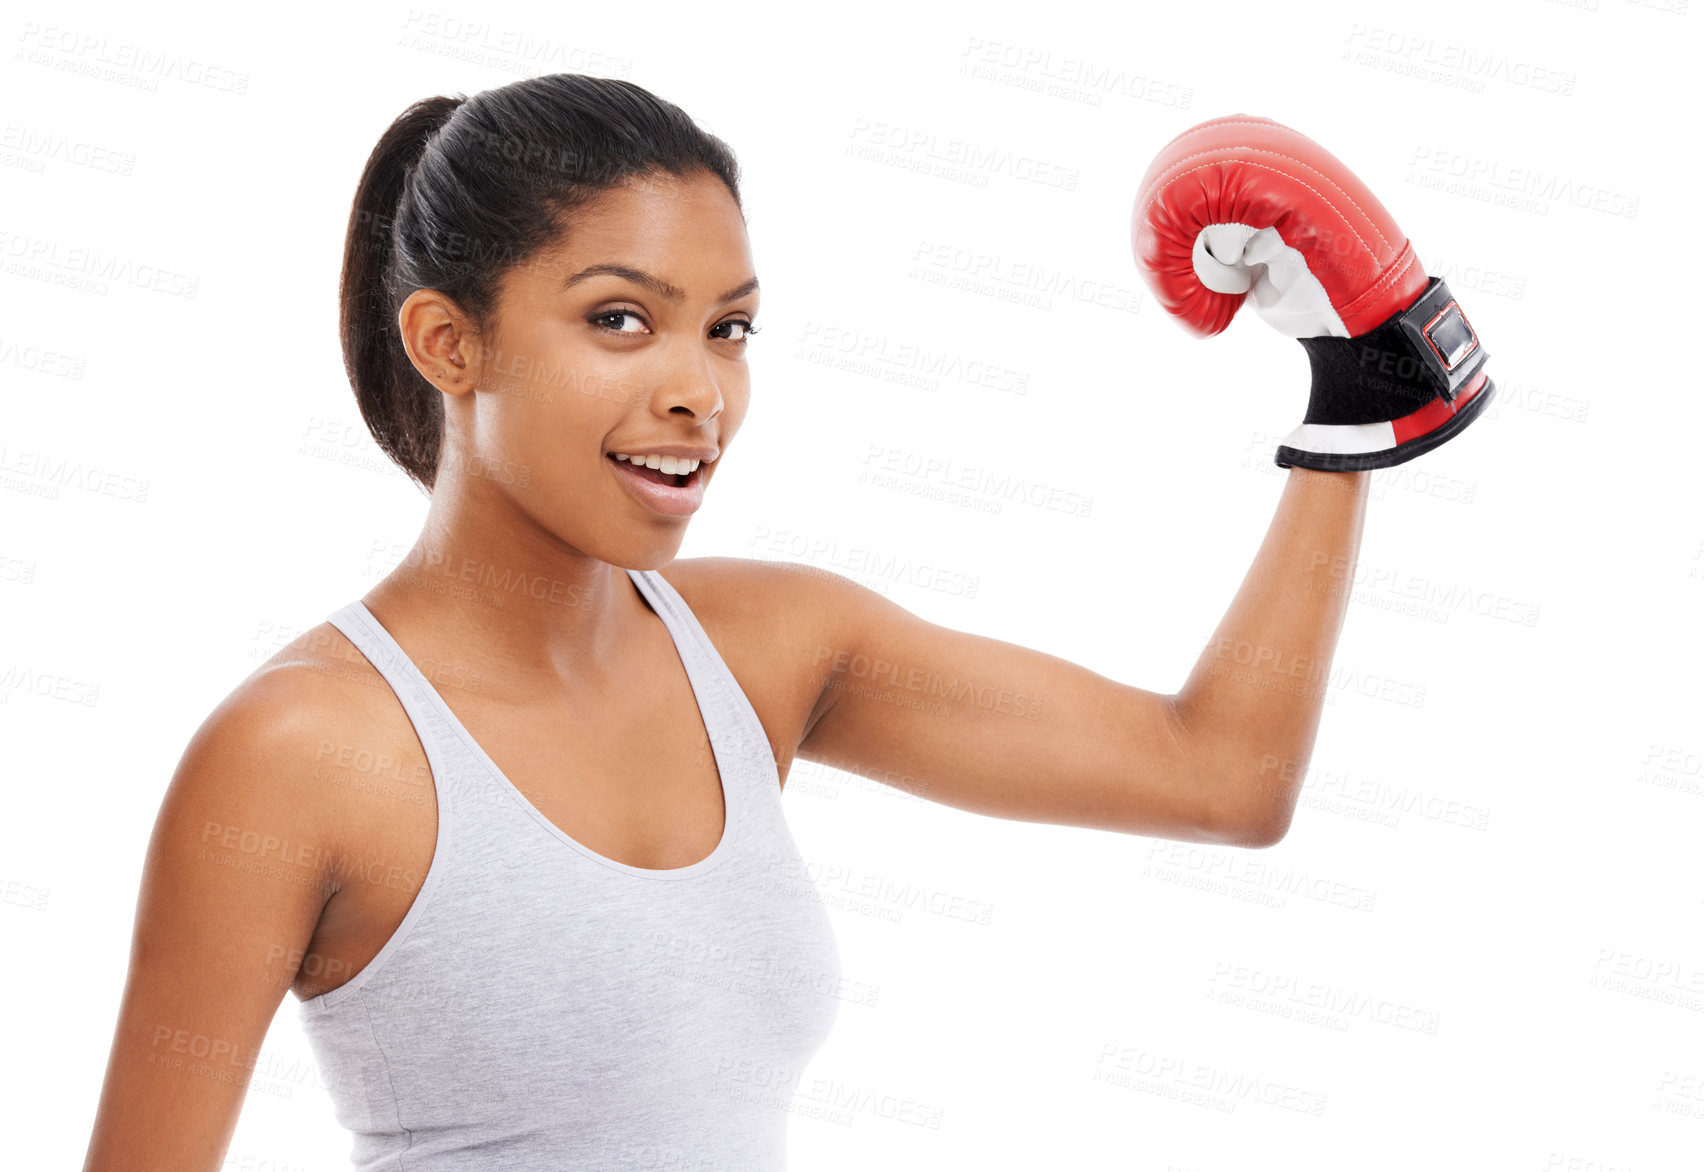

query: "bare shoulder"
xmin=186 ymin=621 xmax=419 ymax=879
xmin=195 ymin=629 xmax=372 ymax=799
xmin=655 ymin=555 xmax=867 ymax=632
xmin=235 ymin=620 xmax=404 ymax=755
xmin=651 ymin=557 xmax=872 ymax=781
xmin=653 ymin=555 xmax=877 ymax=677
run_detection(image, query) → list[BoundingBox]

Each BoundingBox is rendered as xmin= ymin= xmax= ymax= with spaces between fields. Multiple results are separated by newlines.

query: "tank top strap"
xmin=324 ymin=600 xmax=466 ymax=824
xmin=626 ymin=567 xmax=781 ymax=798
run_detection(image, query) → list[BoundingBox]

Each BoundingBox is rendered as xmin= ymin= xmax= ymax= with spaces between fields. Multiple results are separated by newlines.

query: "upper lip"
xmin=606 ymin=443 xmax=719 ymax=461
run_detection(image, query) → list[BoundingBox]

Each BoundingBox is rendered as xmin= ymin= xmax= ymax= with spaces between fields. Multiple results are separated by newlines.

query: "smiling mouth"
xmin=606 ymin=453 xmax=695 ymax=488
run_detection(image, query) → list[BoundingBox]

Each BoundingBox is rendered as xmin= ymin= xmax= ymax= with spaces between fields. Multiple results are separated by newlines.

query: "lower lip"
xmin=607 ymin=455 xmax=707 ymax=517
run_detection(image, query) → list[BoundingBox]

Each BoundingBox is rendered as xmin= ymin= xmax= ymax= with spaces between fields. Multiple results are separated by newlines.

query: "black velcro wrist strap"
xmin=1293 ymin=276 xmax=1490 ymax=427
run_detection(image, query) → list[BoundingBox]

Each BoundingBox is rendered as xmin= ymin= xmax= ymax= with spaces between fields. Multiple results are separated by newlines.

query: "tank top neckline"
xmin=335 ymin=566 xmax=739 ymax=882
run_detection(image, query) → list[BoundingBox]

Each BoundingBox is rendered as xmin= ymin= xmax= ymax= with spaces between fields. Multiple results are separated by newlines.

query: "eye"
xmin=713 ymin=319 xmax=760 ymax=344
xmin=588 ymin=308 xmax=648 ymax=335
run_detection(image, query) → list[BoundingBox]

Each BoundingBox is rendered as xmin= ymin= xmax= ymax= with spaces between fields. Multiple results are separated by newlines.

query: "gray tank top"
xmin=296 ymin=567 xmax=843 ymax=1169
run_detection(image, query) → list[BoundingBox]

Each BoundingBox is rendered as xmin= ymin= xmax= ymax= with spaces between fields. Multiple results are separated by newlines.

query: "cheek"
xmin=478 ymin=328 xmax=627 ymax=444
xmin=490 ymin=319 xmax=598 ymax=400
xmin=456 ymin=381 xmax=593 ymax=486
xmin=724 ymin=379 xmax=753 ymax=433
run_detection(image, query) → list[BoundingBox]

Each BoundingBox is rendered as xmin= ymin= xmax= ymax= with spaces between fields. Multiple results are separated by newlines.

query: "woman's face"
xmin=422 ymin=168 xmax=758 ymax=569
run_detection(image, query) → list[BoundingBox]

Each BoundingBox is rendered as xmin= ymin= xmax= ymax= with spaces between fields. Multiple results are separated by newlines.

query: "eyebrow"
xmin=562 ymin=263 xmax=759 ymax=306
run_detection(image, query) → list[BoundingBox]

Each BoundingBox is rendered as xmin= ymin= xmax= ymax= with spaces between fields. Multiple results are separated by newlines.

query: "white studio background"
xmin=3 ymin=0 xmax=1698 ymax=1169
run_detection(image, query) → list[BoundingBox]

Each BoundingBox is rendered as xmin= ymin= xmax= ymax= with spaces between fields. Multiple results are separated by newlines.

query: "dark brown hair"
xmin=339 ymin=74 xmax=743 ymax=494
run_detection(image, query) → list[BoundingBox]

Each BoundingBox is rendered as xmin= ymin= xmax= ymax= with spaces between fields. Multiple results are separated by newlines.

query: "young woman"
xmin=80 ymin=75 xmax=1488 ymax=1170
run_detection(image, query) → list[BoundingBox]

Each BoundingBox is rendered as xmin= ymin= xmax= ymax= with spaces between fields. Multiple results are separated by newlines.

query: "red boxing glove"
xmin=1131 ymin=114 xmax=1495 ymax=472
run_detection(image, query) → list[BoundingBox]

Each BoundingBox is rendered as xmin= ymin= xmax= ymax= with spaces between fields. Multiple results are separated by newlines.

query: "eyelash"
xmin=588 ymin=309 xmax=760 ymax=343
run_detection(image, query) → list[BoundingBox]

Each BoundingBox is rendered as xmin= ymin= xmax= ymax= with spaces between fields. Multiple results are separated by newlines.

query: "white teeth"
xmin=612 ymin=453 xmax=702 ymax=475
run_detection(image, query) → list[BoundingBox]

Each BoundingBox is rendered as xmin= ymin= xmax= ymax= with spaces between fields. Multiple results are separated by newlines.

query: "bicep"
xmin=82 ymin=680 xmax=338 ymax=1172
xmin=794 ymin=573 xmax=1245 ymax=844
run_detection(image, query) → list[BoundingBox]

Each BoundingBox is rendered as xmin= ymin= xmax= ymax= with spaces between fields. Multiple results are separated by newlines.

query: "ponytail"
xmin=339 ymin=94 xmax=466 ymax=495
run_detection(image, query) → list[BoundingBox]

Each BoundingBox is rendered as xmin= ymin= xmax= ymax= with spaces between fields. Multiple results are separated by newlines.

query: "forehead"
xmin=536 ymin=172 xmax=751 ymax=282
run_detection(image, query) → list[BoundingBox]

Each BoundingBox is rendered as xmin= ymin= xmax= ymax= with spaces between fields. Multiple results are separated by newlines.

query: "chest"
xmin=472 ymin=675 xmax=731 ymax=871
xmin=292 ymin=599 xmax=810 ymax=1003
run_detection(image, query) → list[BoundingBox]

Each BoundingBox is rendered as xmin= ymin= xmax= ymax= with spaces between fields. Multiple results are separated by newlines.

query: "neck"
xmin=360 ymin=484 xmax=650 ymax=700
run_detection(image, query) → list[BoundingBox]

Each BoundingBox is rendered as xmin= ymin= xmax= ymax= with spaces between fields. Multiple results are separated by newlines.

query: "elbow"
xmin=1237 ymin=803 xmax=1294 ymax=849
xmin=1169 ymin=698 xmax=1297 ymax=849
xmin=1197 ymin=775 xmax=1295 ymax=849
xmin=1241 ymin=753 xmax=1306 ymax=846
xmin=1200 ymin=804 xmax=1290 ymax=849
xmin=1233 ymin=772 xmax=1297 ymax=847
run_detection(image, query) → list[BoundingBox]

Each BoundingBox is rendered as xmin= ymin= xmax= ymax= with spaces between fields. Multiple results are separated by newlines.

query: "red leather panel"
xmin=1132 ymin=115 xmax=1428 ymax=337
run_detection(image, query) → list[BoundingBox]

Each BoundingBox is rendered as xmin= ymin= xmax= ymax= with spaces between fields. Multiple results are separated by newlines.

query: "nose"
xmin=656 ymin=337 xmax=725 ymax=422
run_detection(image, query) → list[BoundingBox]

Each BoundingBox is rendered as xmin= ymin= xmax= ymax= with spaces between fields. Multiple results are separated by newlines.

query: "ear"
xmin=397 ymin=288 xmax=479 ymax=397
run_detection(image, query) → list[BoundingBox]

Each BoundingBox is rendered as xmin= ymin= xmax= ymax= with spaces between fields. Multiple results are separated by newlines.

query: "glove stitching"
xmin=1154 ymin=116 xmax=1284 ymax=154
xmin=1335 ymin=242 xmax=1420 ymax=327
xmin=1140 ymin=157 xmax=1382 ymax=263
xmin=1138 ymin=148 xmax=1394 ymax=259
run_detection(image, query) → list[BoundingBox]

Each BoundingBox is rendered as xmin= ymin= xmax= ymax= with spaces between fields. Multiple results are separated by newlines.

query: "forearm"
xmin=1173 ymin=466 xmax=1371 ymax=844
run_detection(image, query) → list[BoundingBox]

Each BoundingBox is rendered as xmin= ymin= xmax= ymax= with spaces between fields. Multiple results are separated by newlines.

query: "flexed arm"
xmin=781 ymin=115 xmax=1491 ymax=849
xmin=767 ymin=461 xmax=1365 ymax=850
